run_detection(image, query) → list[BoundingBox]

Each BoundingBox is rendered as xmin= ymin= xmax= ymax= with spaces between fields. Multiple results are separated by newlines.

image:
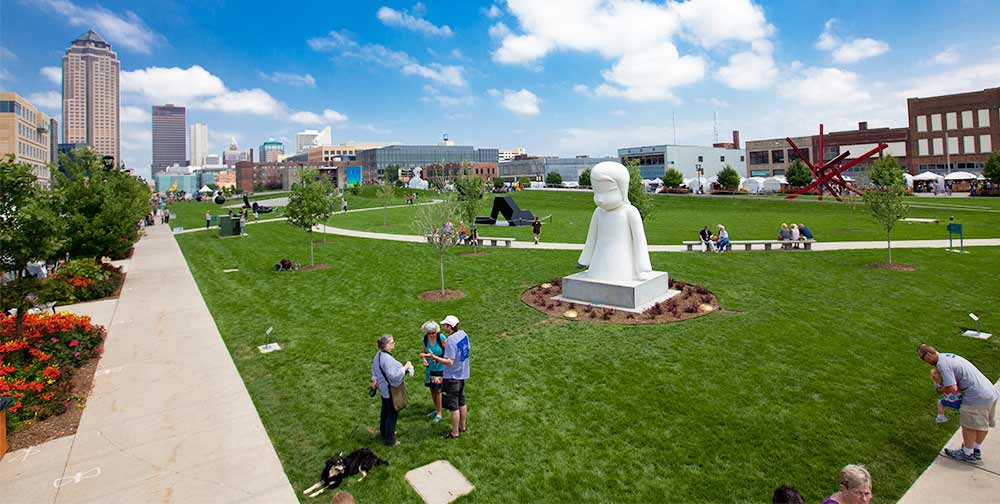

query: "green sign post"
xmin=947 ymin=222 xmax=964 ymax=253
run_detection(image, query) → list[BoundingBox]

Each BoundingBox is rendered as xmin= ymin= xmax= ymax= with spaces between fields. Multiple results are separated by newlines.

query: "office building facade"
xmin=0 ymin=93 xmax=53 ymax=187
xmin=259 ymin=139 xmax=284 ymax=163
xmin=745 ymin=136 xmax=814 ymax=177
xmin=499 ymin=147 xmax=526 ymax=162
xmin=49 ymin=118 xmax=59 ymax=164
xmin=618 ymin=144 xmax=746 ymax=180
xmin=62 ymin=30 xmax=120 ymax=164
xmin=498 ymin=156 xmax=618 ymax=182
xmin=190 ymin=123 xmax=208 ymax=166
xmin=222 ymin=138 xmax=248 ymax=166
xmin=357 ymin=145 xmax=499 ymax=181
xmin=152 ymin=104 xmax=186 ymax=176
xmin=907 ymin=87 xmax=1000 ymax=174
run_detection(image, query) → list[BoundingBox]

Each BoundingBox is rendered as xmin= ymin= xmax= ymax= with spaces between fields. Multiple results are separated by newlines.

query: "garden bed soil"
xmin=866 ymin=263 xmax=917 ymax=272
xmin=521 ymin=278 xmax=720 ymax=324
xmin=6 ymin=355 xmax=102 ymax=451
xmin=419 ymin=289 xmax=467 ymax=302
xmin=300 ymin=264 xmax=331 ymax=271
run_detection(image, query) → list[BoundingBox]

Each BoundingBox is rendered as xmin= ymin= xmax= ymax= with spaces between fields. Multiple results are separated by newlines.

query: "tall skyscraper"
xmin=62 ymin=30 xmax=120 ymax=164
xmin=152 ymin=104 xmax=186 ymax=175
xmin=259 ymin=139 xmax=284 ymax=162
xmin=190 ymin=123 xmax=208 ymax=167
xmin=223 ymin=138 xmax=248 ymax=166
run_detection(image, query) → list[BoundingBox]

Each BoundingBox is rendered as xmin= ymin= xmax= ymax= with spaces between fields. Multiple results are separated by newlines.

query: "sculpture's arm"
xmin=578 ymin=210 xmax=600 ymax=266
xmin=627 ymin=207 xmax=652 ymax=274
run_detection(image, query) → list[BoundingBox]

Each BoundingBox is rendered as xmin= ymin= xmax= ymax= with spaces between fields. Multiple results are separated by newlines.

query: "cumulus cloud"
xmin=421 ymin=84 xmax=477 ymax=108
xmin=491 ymin=0 xmax=777 ymax=100
xmin=377 ymin=4 xmax=453 ymax=37
xmin=573 ymin=84 xmax=590 ymax=95
xmin=33 ymin=0 xmax=164 ymax=54
xmin=309 ymin=30 xmax=466 ymax=88
xmin=40 ymin=66 xmax=62 ymax=84
xmin=27 ymin=91 xmax=61 ymax=111
xmin=896 ymin=60 xmax=1000 ymax=99
xmin=288 ymin=108 xmax=350 ymax=125
xmin=258 ymin=71 xmax=317 ymax=87
xmin=484 ymin=4 xmax=503 ymax=18
xmin=928 ymin=46 xmax=960 ymax=66
xmin=488 ymin=88 xmax=541 ymax=116
xmin=120 ymin=105 xmax=150 ymax=123
xmin=815 ymin=19 xmax=889 ymax=64
xmin=778 ymin=67 xmax=871 ymax=107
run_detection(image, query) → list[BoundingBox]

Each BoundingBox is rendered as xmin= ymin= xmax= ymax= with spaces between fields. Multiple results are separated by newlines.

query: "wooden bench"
xmin=683 ymin=239 xmax=816 ymax=252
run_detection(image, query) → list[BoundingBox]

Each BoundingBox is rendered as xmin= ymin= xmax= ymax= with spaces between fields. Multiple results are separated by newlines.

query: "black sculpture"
xmin=243 ymin=194 xmax=274 ymax=214
xmin=475 ymin=196 xmax=534 ymax=226
xmin=214 ymin=191 xmax=226 ymax=205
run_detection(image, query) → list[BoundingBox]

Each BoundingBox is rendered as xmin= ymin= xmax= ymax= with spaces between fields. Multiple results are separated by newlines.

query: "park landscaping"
xmin=173 ymin=205 xmax=1000 ymax=503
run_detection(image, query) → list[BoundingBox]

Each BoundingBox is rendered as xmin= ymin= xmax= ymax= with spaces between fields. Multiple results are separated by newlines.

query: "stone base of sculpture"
xmin=555 ymin=270 xmax=679 ymax=313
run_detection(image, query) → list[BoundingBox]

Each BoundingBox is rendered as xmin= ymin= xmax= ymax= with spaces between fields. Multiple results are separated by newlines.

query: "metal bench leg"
xmin=764 ymin=243 xmax=771 ymax=250
xmin=744 ymin=243 xmax=751 ymax=251
xmin=804 ymin=242 xmax=811 ymax=250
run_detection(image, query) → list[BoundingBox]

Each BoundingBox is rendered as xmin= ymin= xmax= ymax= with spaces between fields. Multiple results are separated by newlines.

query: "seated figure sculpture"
xmin=578 ymin=161 xmax=652 ymax=282
xmin=408 ymin=167 xmax=429 ymax=190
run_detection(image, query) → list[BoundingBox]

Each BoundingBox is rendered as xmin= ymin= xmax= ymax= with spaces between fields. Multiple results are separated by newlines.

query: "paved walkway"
xmin=0 ymin=224 xmax=295 ymax=503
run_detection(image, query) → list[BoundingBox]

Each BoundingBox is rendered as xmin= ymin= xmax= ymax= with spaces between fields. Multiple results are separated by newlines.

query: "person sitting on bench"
xmin=699 ymin=225 xmax=714 ymax=252
xmin=714 ymin=225 xmax=730 ymax=253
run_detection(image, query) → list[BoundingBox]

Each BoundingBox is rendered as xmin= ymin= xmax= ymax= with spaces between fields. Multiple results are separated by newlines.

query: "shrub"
xmin=545 ymin=171 xmax=563 ymax=186
xmin=0 ymin=312 xmax=105 ymax=430
xmin=44 ymin=259 xmax=123 ymax=305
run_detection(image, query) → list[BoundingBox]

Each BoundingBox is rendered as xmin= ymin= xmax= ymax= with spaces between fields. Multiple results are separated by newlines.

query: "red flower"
xmin=69 ymin=340 xmax=79 ymax=348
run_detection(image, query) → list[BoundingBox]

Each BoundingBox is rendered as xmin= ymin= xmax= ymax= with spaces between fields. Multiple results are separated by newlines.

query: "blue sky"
xmin=2 ymin=0 xmax=999 ymax=179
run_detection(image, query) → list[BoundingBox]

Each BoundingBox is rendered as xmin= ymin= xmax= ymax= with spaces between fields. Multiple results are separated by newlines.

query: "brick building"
xmin=422 ymin=162 xmax=498 ymax=185
xmin=235 ymin=161 xmax=348 ymax=193
xmin=812 ymin=122 xmax=909 ymax=181
xmin=907 ymin=87 xmax=999 ymax=174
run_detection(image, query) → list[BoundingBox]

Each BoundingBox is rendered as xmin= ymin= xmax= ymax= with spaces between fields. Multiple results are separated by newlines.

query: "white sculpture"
xmin=408 ymin=167 xmax=429 ymax=190
xmin=578 ymin=161 xmax=652 ymax=282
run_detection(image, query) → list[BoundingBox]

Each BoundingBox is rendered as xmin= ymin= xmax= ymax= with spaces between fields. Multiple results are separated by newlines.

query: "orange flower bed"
xmin=0 ymin=313 xmax=105 ymax=431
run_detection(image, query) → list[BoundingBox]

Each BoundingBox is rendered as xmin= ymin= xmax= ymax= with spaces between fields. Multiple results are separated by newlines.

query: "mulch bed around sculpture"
xmin=7 ymin=356 xmax=100 ymax=451
xmin=521 ymin=278 xmax=720 ymax=324
xmin=866 ymin=263 xmax=917 ymax=272
xmin=419 ymin=289 xmax=467 ymax=302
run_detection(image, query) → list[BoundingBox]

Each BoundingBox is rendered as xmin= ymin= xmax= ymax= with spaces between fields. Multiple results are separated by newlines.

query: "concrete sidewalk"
xmin=899 ymin=383 xmax=1000 ymax=504
xmin=1 ymin=224 xmax=295 ymax=503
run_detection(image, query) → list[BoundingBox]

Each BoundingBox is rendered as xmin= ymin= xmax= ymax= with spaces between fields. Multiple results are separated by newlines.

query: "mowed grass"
xmin=175 ymin=221 xmax=1000 ymax=503
xmin=325 ymin=190 xmax=1000 ymax=244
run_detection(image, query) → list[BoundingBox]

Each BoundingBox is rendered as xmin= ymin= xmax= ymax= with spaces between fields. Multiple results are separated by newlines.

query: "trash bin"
xmin=0 ymin=396 xmax=13 ymax=461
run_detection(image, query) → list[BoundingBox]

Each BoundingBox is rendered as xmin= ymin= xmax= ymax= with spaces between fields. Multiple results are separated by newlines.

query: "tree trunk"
xmin=438 ymin=252 xmax=445 ymax=294
xmin=310 ymin=229 xmax=315 ymax=266
xmin=887 ymin=228 xmax=892 ymax=264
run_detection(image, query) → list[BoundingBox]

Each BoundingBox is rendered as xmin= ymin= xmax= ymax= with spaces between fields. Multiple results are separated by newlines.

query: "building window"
xmin=720 ymin=156 xmax=725 ymax=162
xmin=979 ymin=109 xmax=990 ymax=127
xmin=918 ymin=139 xmax=929 ymax=156
xmin=931 ymin=114 xmax=942 ymax=131
xmin=740 ymin=155 xmax=745 ymax=162
xmin=749 ymin=151 xmax=769 ymax=165
xmin=772 ymin=169 xmax=785 ymax=176
xmin=697 ymin=155 xmax=703 ymax=162
xmin=916 ymin=115 xmax=927 ymax=132
xmin=963 ymin=136 xmax=975 ymax=154
xmin=787 ymin=148 xmax=809 ymax=162
xmin=750 ymin=170 xmax=769 ymax=177
xmin=980 ymin=135 xmax=992 ymax=153
xmin=948 ymin=136 xmax=959 ymax=155
xmin=770 ymin=150 xmax=784 ymax=163
xmin=946 ymin=112 xmax=957 ymax=130
xmin=961 ymin=110 xmax=973 ymax=129
xmin=932 ymin=137 xmax=943 ymax=155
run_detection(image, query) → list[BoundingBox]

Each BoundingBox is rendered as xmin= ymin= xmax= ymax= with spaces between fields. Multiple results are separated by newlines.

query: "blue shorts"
xmin=941 ymin=397 xmax=962 ymax=410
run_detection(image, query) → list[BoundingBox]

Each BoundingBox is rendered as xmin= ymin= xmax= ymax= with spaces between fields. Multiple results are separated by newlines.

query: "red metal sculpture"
xmin=784 ymin=124 xmax=888 ymax=201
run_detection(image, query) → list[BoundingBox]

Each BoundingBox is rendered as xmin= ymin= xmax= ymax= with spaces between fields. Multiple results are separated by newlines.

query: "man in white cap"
xmin=423 ymin=315 xmax=470 ymax=439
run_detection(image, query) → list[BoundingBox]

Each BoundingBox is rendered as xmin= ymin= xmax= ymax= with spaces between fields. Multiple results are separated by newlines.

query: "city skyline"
xmin=2 ymin=0 xmax=1000 ymax=180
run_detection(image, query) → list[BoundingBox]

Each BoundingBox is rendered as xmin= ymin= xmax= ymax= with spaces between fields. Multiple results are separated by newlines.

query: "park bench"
xmin=683 ymin=239 xmax=816 ymax=252
xmin=425 ymin=235 xmax=516 ymax=248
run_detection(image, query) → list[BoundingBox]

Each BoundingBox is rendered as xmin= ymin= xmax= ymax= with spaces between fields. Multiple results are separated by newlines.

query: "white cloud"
xmin=258 ymin=71 xmax=316 ymax=87
xmin=573 ymin=84 xmax=590 ymax=95
xmin=896 ymin=60 xmax=1000 ymax=99
xmin=34 ymin=0 xmax=163 ymax=54
xmin=489 ymin=88 xmax=541 ymax=116
xmin=122 ymin=66 xmax=226 ymax=103
xmin=323 ymin=109 xmax=349 ymax=122
xmin=0 ymin=47 xmax=16 ymax=62
xmin=485 ymin=4 xmax=503 ymax=18
xmin=815 ymin=19 xmax=889 ymax=64
xmin=709 ymin=98 xmax=729 ymax=108
xmin=27 ymin=91 xmax=61 ymax=111
xmin=928 ymin=46 xmax=960 ymax=66
xmin=421 ymin=85 xmax=477 ymax=108
xmin=492 ymin=0 xmax=776 ymax=100
xmin=40 ymin=66 xmax=62 ymax=84
xmin=377 ymin=4 xmax=453 ymax=37
xmin=199 ymin=89 xmax=284 ymax=116
xmin=779 ymin=67 xmax=871 ymax=108
xmin=289 ymin=108 xmax=350 ymax=125
xmin=120 ymin=105 xmax=150 ymax=123
xmin=450 ymin=49 xmax=464 ymax=60
xmin=309 ymin=31 xmax=466 ymax=88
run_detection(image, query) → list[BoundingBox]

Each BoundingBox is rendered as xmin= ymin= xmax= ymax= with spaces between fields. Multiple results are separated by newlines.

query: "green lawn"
xmin=175 ymin=220 xmax=1000 ymax=503
xmin=324 ymin=190 xmax=1000 ymax=244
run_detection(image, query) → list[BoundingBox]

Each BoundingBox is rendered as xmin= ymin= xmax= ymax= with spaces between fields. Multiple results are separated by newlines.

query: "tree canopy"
xmin=545 ymin=171 xmax=563 ymax=186
xmin=716 ymin=165 xmax=741 ymax=191
xmin=868 ymin=156 xmax=905 ymax=188
xmin=785 ymin=160 xmax=812 ymax=188
xmin=663 ymin=168 xmax=683 ymax=188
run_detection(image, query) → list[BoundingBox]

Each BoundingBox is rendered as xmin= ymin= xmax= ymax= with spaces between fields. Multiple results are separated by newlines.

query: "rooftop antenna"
xmin=713 ymin=111 xmax=719 ymax=144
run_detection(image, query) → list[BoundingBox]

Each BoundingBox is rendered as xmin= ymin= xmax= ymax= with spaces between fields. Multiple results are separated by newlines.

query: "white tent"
xmin=840 ymin=175 xmax=854 ymax=182
xmin=682 ymin=177 xmax=692 ymax=187
xmin=686 ymin=176 xmax=709 ymax=193
xmin=913 ymin=171 xmax=944 ymax=181
xmin=977 ymin=173 xmax=986 ymax=180
xmin=198 ymin=185 xmax=213 ymax=193
xmin=944 ymin=171 xmax=977 ymax=181
xmin=651 ymin=177 xmax=663 ymax=184
xmin=740 ymin=177 xmax=766 ymax=193
xmin=903 ymin=173 xmax=914 ymax=187
xmin=762 ymin=176 xmax=786 ymax=193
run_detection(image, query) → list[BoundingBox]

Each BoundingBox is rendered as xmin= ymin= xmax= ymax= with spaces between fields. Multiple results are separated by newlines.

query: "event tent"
xmin=913 ymin=171 xmax=944 ymax=181
xmin=198 ymin=185 xmax=213 ymax=193
xmin=740 ymin=177 xmax=766 ymax=193
xmin=903 ymin=173 xmax=914 ymax=187
xmin=686 ymin=176 xmax=709 ymax=193
xmin=762 ymin=176 xmax=786 ymax=193
xmin=944 ymin=171 xmax=978 ymax=180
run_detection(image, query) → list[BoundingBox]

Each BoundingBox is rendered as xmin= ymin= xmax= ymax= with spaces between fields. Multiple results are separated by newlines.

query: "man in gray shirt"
xmin=919 ymin=344 xmax=999 ymax=464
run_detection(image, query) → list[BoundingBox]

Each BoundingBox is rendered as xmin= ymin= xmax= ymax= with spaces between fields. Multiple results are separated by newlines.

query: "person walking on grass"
xmin=918 ymin=344 xmax=999 ymax=464
xmin=371 ymin=334 xmax=413 ymax=446
xmin=342 ymin=198 xmax=348 ymax=213
xmin=420 ymin=321 xmax=447 ymax=423
xmin=422 ymin=315 xmax=469 ymax=439
xmin=532 ymin=217 xmax=543 ymax=245
xmin=205 ymin=211 xmax=211 ymax=229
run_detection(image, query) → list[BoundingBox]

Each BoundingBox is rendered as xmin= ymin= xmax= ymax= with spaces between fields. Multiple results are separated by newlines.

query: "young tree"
xmin=322 ymin=183 xmax=341 ymax=243
xmin=455 ymin=166 xmax=486 ymax=254
xmin=492 ymin=176 xmax=504 ymax=190
xmin=716 ymin=165 xmax=741 ymax=191
xmin=286 ymin=168 xmax=333 ymax=266
xmin=863 ymin=184 xmax=909 ymax=264
xmin=663 ymin=167 xmax=684 ymax=188
xmin=0 ymin=155 xmax=65 ymax=336
xmin=518 ymin=176 xmax=530 ymax=187
xmin=545 ymin=170 xmax=563 ymax=186
xmin=868 ymin=156 xmax=904 ymax=188
xmin=578 ymin=168 xmax=592 ymax=187
xmin=376 ymin=180 xmax=396 ymax=226
xmin=785 ymin=160 xmax=812 ymax=188
xmin=624 ymin=158 xmax=652 ymax=221
xmin=411 ymin=196 xmax=460 ymax=294
xmin=385 ymin=164 xmax=401 ymax=186
xmin=984 ymin=149 xmax=1000 ymax=185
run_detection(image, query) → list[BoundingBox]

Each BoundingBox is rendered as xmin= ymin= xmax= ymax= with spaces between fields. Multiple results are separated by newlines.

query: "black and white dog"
xmin=303 ymin=448 xmax=388 ymax=498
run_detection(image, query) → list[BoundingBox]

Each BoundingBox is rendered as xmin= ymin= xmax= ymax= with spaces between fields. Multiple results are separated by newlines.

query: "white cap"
xmin=439 ymin=315 xmax=460 ymax=328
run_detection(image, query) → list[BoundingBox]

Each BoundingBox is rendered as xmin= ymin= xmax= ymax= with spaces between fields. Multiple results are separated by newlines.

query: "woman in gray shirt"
xmin=371 ymin=335 xmax=412 ymax=446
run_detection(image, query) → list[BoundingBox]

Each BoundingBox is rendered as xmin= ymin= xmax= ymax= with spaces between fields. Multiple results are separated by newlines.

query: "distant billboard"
xmin=347 ymin=166 xmax=362 ymax=185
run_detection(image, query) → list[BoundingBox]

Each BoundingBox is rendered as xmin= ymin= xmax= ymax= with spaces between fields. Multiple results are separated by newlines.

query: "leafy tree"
xmin=624 ymin=158 xmax=652 ymax=221
xmin=492 ymin=176 xmax=504 ymax=190
xmin=455 ymin=166 xmax=486 ymax=254
xmin=53 ymin=148 xmax=150 ymax=259
xmin=578 ymin=168 xmax=592 ymax=187
xmin=385 ymin=164 xmax=401 ymax=186
xmin=984 ymin=150 xmax=1000 ymax=185
xmin=411 ymin=196 xmax=460 ymax=294
xmin=286 ymin=168 xmax=333 ymax=265
xmin=0 ymin=155 xmax=65 ymax=336
xmin=863 ymin=184 xmax=909 ymax=264
xmin=545 ymin=170 xmax=563 ymax=186
xmin=785 ymin=160 xmax=812 ymax=188
xmin=716 ymin=165 xmax=741 ymax=191
xmin=518 ymin=176 xmax=530 ymax=187
xmin=376 ymin=180 xmax=396 ymax=226
xmin=663 ymin=167 xmax=683 ymax=188
xmin=868 ymin=156 xmax=904 ymax=188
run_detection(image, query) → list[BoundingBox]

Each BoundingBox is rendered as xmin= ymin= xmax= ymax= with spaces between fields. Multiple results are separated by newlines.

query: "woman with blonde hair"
xmin=790 ymin=224 xmax=800 ymax=249
xmin=821 ymin=464 xmax=872 ymax=504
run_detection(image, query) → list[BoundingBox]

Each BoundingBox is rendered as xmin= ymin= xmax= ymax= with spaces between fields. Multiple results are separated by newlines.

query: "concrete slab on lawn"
xmin=405 ymin=460 xmax=475 ymax=504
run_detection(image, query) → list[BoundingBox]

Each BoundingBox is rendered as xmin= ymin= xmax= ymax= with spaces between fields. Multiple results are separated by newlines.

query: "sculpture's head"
xmin=413 ymin=167 xmax=423 ymax=178
xmin=591 ymin=161 xmax=630 ymax=211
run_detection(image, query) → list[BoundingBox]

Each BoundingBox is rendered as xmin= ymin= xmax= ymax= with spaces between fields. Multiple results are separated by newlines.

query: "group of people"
xmin=778 ymin=223 xmax=814 ymax=249
xmin=145 ymin=207 xmax=169 ymax=226
xmin=698 ymin=224 xmax=730 ymax=253
xmin=772 ymin=465 xmax=872 ymax=504
xmin=434 ymin=220 xmax=480 ymax=247
xmin=370 ymin=314 xmax=471 ymax=446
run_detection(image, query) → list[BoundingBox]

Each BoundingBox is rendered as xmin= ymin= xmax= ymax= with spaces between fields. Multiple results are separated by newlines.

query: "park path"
xmin=0 ymin=223 xmax=296 ymax=504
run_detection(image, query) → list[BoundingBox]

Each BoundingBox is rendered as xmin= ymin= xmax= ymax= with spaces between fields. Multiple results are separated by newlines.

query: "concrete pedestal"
xmin=555 ymin=270 xmax=679 ymax=313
